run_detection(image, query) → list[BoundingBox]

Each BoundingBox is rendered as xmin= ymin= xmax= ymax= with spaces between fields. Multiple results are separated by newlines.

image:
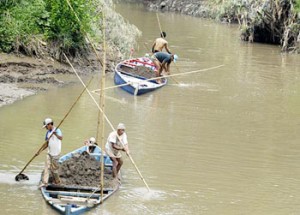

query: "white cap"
xmin=173 ymin=54 xmax=178 ymax=63
xmin=42 ymin=118 xmax=53 ymax=128
xmin=89 ymin=137 xmax=96 ymax=145
xmin=117 ymin=123 xmax=126 ymax=130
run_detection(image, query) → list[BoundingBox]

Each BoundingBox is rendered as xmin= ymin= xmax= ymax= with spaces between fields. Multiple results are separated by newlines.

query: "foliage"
xmin=0 ymin=0 xmax=141 ymax=59
xmin=0 ymin=0 xmax=47 ymax=52
xmin=44 ymin=0 xmax=102 ymax=52
xmin=294 ymin=0 xmax=300 ymax=12
xmin=0 ymin=0 xmax=102 ymax=56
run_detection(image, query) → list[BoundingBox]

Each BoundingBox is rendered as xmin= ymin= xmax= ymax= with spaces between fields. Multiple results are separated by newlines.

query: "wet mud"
xmin=58 ymin=152 xmax=116 ymax=189
xmin=0 ymin=52 xmax=117 ymax=108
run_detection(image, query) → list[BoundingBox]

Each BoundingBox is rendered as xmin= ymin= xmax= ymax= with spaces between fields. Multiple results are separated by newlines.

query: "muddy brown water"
xmin=1 ymin=2 xmax=300 ymax=215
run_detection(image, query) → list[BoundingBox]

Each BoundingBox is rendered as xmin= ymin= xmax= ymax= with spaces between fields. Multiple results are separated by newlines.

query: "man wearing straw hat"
xmin=152 ymin=31 xmax=172 ymax=54
xmin=105 ymin=123 xmax=129 ymax=179
xmin=38 ymin=118 xmax=63 ymax=187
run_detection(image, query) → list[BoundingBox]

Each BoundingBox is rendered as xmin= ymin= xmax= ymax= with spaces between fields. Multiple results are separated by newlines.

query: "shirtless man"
xmin=152 ymin=32 xmax=171 ymax=54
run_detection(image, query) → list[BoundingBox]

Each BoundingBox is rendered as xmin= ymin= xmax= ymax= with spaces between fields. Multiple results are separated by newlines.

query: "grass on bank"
xmin=0 ymin=0 xmax=141 ymax=59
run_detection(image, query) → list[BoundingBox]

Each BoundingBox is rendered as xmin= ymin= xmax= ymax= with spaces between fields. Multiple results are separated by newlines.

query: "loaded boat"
xmin=114 ymin=57 xmax=167 ymax=96
xmin=40 ymin=145 xmax=119 ymax=214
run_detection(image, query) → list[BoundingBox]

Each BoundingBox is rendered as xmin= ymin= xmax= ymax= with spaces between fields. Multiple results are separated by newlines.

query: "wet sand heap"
xmin=59 ymin=152 xmax=114 ymax=188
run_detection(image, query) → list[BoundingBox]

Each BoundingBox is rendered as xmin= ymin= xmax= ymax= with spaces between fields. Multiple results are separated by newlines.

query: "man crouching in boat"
xmin=37 ymin=118 xmax=63 ymax=187
xmin=105 ymin=123 xmax=129 ymax=180
xmin=152 ymin=52 xmax=178 ymax=83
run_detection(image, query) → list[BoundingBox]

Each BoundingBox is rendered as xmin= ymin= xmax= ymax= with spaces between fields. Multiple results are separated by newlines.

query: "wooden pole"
xmin=65 ymin=0 xmax=103 ymax=67
xmin=63 ymin=1 xmax=150 ymax=191
xmin=155 ymin=14 xmax=181 ymax=84
xmin=15 ymin=78 xmax=92 ymax=181
xmin=63 ymin=54 xmax=151 ymax=191
xmin=92 ymin=64 xmax=225 ymax=93
xmin=99 ymin=12 xmax=106 ymax=203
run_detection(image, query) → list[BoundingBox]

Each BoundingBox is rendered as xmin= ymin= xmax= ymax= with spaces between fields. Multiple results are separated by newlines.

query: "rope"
xmin=92 ymin=64 xmax=225 ymax=93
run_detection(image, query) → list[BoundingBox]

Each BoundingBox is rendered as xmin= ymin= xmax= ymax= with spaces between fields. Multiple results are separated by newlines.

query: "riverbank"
xmin=141 ymin=0 xmax=300 ymax=53
xmin=0 ymin=50 xmax=120 ymax=108
xmin=0 ymin=0 xmax=141 ymax=108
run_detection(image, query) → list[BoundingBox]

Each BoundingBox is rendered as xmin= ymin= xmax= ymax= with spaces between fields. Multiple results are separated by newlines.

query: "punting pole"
xmin=64 ymin=0 xmax=150 ymax=192
xmin=92 ymin=64 xmax=225 ymax=93
xmin=155 ymin=13 xmax=181 ymax=84
xmin=98 ymin=11 xmax=107 ymax=203
xmin=15 ymin=78 xmax=92 ymax=181
xmin=65 ymin=0 xmax=103 ymax=67
xmin=63 ymin=54 xmax=151 ymax=191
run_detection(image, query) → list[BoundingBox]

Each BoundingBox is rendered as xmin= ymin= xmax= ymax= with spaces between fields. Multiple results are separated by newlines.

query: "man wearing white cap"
xmin=83 ymin=137 xmax=98 ymax=153
xmin=105 ymin=123 xmax=129 ymax=179
xmin=37 ymin=118 xmax=63 ymax=187
xmin=152 ymin=52 xmax=178 ymax=82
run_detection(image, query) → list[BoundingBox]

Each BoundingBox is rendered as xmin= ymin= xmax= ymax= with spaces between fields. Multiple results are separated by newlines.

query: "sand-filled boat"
xmin=114 ymin=57 xmax=167 ymax=96
xmin=40 ymin=145 xmax=119 ymax=214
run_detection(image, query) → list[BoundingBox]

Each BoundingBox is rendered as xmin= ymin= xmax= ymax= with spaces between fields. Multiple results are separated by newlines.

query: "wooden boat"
xmin=114 ymin=57 xmax=167 ymax=96
xmin=40 ymin=146 xmax=119 ymax=214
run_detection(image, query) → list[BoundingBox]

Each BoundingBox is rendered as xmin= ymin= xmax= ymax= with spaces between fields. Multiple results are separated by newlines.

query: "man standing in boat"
xmin=38 ymin=118 xmax=63 ymax=187
xmin=105 ymin=123 xmax=129 ymax=180
xmin=152 ymin=31 xmax=172 ymax=54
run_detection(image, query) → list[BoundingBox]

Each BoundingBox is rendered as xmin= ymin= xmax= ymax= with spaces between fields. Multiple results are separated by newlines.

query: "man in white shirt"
xmin=37 ymin=118 xmax=63 ymax=187
xmin=105 ymin=123 xmax=129 ymax=179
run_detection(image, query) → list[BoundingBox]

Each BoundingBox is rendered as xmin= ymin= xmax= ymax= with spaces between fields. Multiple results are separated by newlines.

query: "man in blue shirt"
xmin=153 ymin=52 xmax=178 ymax=81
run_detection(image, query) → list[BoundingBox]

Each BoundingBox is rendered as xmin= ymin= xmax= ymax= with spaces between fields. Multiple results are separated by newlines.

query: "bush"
xmin=0 ymin=0 xmax=102 ymax=56
xmin=0 ymin=0 xmax=141 ymax=59
xmin=0 ymin=0 xmax=47 ymax=52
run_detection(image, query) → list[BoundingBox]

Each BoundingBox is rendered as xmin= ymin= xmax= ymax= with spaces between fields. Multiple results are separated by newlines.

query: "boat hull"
xmin=114 ymin=57 xmax=167 ymax=96
xmin=40 ymin=146 xmax=118 ymax=214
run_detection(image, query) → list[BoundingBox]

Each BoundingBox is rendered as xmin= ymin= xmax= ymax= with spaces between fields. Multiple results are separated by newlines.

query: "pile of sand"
xmin=59 ymin=152 xmax=115 ymax=188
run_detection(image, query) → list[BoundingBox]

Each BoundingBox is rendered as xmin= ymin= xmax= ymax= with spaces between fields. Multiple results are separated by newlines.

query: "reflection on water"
xmin=1 ymin=2 xmax=300 ymax=215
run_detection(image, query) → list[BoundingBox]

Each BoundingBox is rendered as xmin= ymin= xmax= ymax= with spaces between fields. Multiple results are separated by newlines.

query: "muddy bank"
xmin=58 ymin=152 xmax=116 ymax=189
xmin=0 ymin=51 xmax=118 ymax=108
xmin=141 ymin=0 xmax=211 ymax=18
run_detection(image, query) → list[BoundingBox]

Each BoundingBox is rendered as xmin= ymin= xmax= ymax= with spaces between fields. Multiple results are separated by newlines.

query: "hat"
xmin=117 ymin=123 xmax=126 ymax=130
xmin=42 ymin=118 xmax=53 ymax=128
xmin=89 ymin=137 xmax=96 ymax=145
xmin=173 ymin=54 xmax=178 ymax=63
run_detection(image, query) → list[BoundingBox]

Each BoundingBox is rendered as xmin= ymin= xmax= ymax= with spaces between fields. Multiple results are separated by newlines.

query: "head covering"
xmin=89 ymin=137 xmax=96 ymax=145
xmin=117 ymin=123 xmax=126 ymax=130
xmin=42 ymin=118 xmax=53 ymax=128
xmin=173 ymin=54 xmax=178 ymax=63
xmin=161 ymin=31 xmax=166 ymax=38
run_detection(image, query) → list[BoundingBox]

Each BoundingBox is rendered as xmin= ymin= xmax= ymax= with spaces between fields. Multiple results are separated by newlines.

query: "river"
xmin=1 ymin=2 xmax=300 ymax=214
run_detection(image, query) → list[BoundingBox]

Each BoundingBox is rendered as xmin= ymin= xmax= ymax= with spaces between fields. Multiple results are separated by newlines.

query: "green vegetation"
xmin=295 ymin=0 xmax=300 ymax=12
xmin=0 ymin=0 xmax=141 ymax=59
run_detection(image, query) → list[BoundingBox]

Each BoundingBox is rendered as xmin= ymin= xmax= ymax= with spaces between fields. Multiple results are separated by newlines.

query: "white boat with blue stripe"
xmin=40 ymin=146 xmax=119 ymax=215
xmin=114 ymin=57 xmax=167 ymax=96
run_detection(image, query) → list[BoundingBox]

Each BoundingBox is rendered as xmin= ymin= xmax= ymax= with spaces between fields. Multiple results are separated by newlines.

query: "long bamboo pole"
xmin=99 ymin=12 xmax=106 ymax=203
xmin=92 ymin=64 xmax=224 ymax=93
xmin=155 ymin=13 xmax=180 ymax=84
xmin=15 ymin=78 xmax=92 ymax=181
xmin=63 ymin=53 xmax=151 ymax=191
xmin=65 ymin=0 xmax=103 ymax=67
xmin=65 ymin=0 xmax=150 ymax=191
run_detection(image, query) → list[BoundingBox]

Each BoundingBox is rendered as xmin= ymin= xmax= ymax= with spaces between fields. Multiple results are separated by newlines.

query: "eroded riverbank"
xmin=0 ymin=52 xmax=116 ymax=107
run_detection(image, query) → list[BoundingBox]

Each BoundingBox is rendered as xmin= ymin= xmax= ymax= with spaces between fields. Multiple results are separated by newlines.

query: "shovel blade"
xmin=15 ymin=173 xmax=29 ymax=181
